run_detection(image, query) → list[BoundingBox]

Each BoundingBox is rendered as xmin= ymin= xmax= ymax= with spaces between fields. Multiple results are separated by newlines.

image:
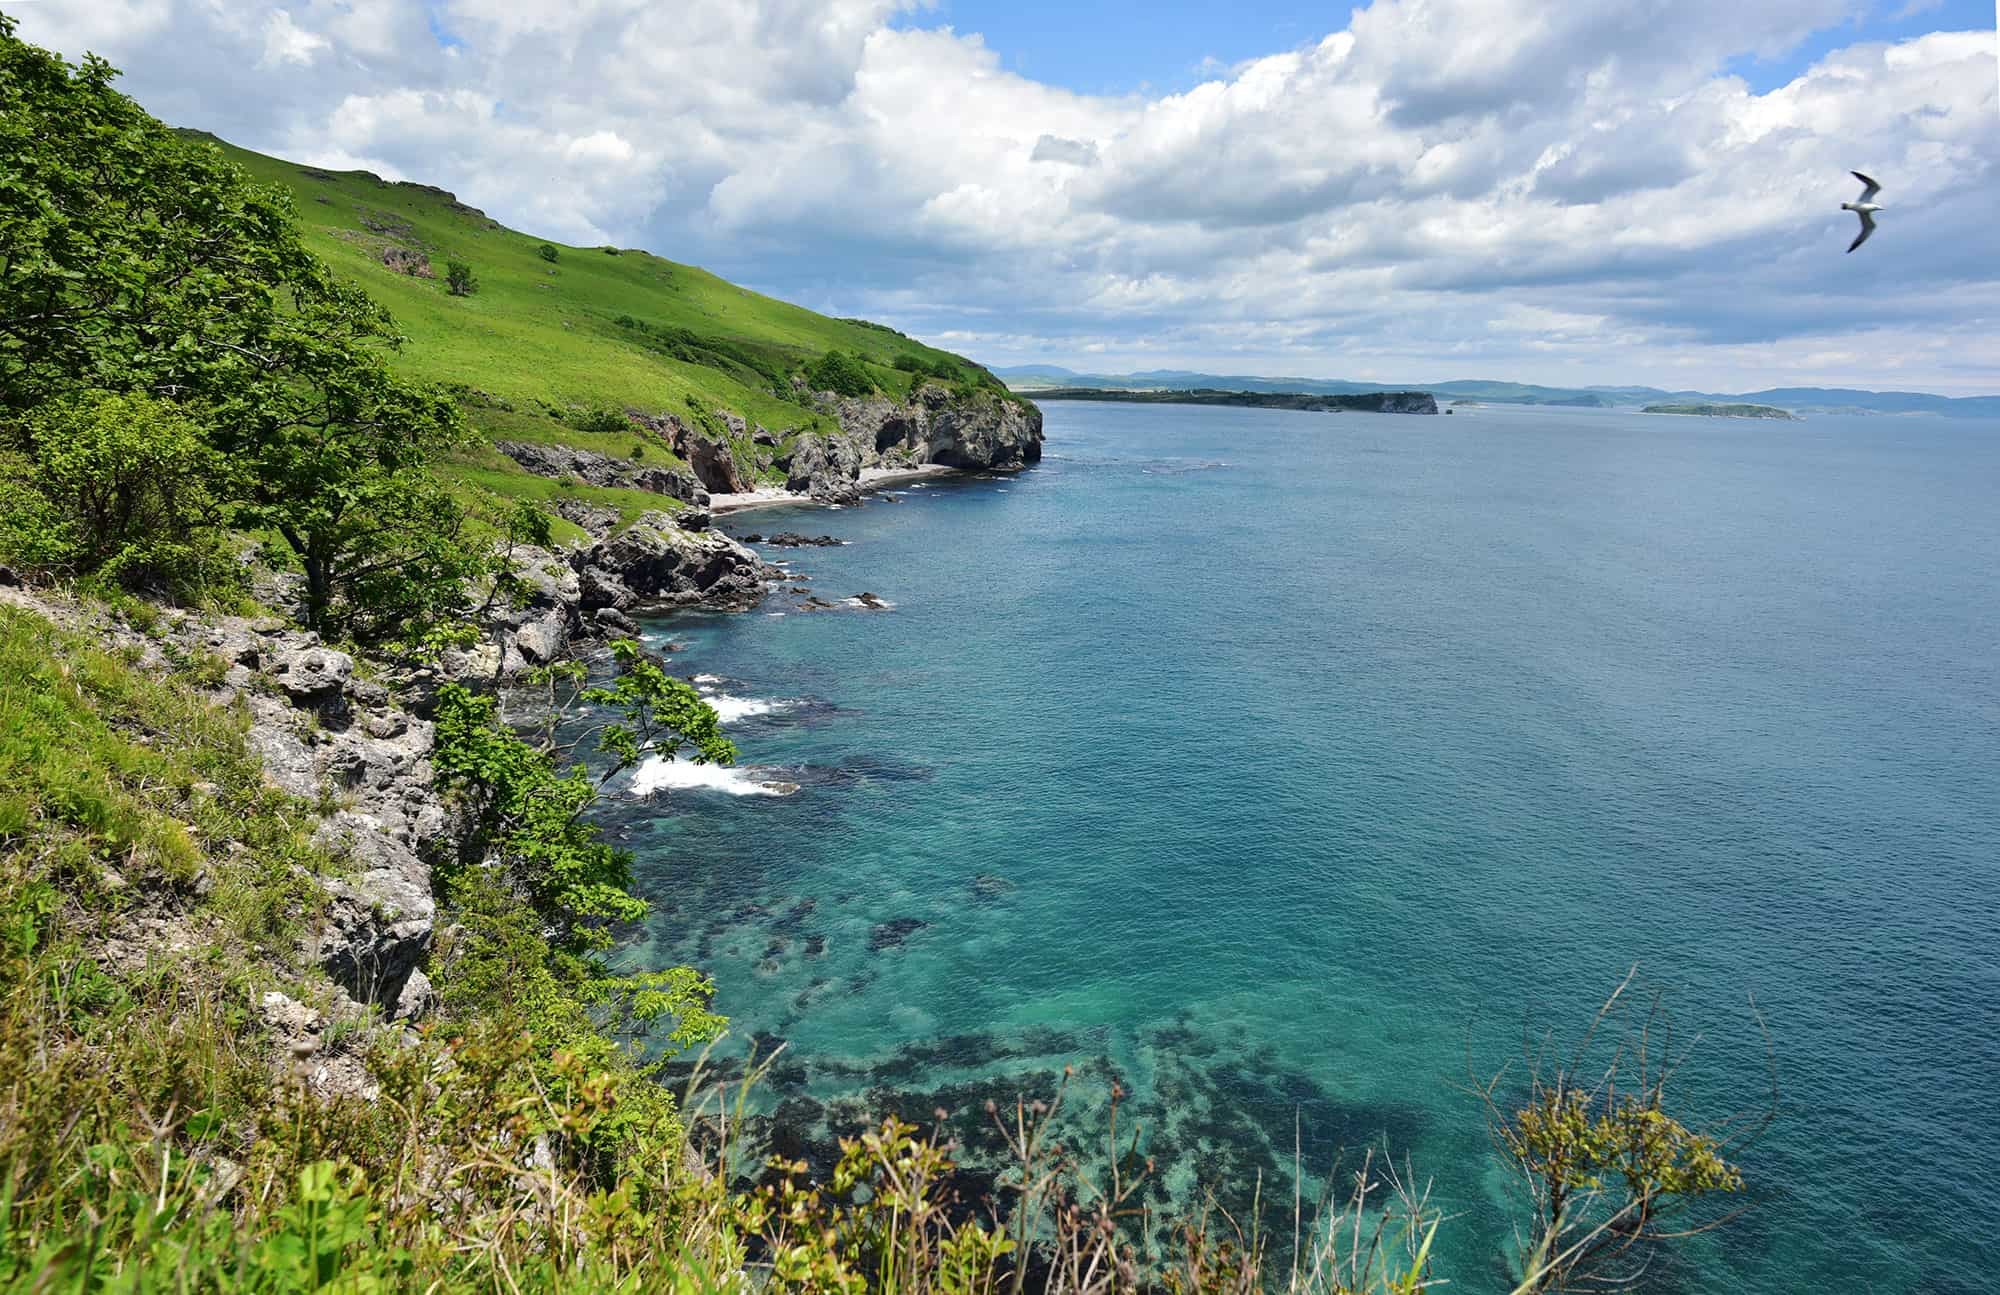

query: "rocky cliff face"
xmin=785 ymin=382 xmax=1044 ymax=501
xmin=495 ymin=440 xmax=707 ymax=506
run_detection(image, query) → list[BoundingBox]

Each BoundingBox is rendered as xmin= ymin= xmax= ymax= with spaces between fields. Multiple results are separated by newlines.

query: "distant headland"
xmin=1032 ymin=386 xmax=1439 ymax=414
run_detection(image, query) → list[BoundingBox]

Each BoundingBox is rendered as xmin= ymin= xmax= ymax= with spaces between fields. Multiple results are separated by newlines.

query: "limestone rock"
xmin=576 ymin=512 xmax=773 ymax=612
xmin=270 ymin=647 xmax=354 ymax=703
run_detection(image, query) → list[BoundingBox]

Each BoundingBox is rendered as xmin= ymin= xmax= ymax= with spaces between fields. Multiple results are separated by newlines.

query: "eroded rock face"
xmin=683 ymin=428 xmax=753 ymax=494
xmin=494 ymin=440 xmax=707 ymax=506
xmin=576 ymin=512 xmax=775 ymax=612
xmin=801 ymin=382 xmax=1045 ymax=485
xmin=786 ymin=435 xmax=864 ymax=504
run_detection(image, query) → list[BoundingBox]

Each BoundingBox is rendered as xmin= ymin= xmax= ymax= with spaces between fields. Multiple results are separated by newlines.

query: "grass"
xmin=192 ymin=134 xmax=1020 ymax=539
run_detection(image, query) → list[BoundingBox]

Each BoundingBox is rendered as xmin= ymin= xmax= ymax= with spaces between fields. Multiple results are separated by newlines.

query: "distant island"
xmin=1642 ymin=403 xmax=1800 ymax=420
xmin=1033 ymin=386 xmax=1439 ymax=415
xmin=998 ymin=366 xmax=2000 ymax=418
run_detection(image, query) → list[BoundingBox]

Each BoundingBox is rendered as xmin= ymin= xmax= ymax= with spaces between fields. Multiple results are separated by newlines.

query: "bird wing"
xmin=1851 ymin=171 xmax=1881 ymax=203
xmin=1847 ymin=209 xmax=1876 ymax=253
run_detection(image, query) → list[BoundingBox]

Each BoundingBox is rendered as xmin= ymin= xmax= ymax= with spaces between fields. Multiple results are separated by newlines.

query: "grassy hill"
xmin=199 ymin=134 xmax=1014 ymax=537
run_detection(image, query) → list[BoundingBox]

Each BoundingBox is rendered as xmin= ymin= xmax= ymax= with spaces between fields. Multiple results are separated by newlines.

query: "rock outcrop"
xmin=494 ymin=441 xmax=707 ymax=507
xmin=784 ymin=382 xmax=1044 ymax=501
xmin=575 ymin=512 xmax=776 ymax=614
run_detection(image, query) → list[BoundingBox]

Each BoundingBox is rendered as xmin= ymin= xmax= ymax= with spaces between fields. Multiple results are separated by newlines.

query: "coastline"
xmin=709 ymin=463 xmax=968 ymax=514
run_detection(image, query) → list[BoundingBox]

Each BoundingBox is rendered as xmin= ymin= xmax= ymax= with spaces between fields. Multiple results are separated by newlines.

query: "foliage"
xmin=445 ymin=258 xmax=478 ymax=296
xmin=0 ymin=18 xmax=308 ymax=414
xmin=806 ymin=350 xmax=880 ymax=398
xmin=0 ymin=391 xmax=240 ymax=599
xmin=1481 ymin=972 xmax=1766 ymax=1293
xmin=0 ymin=18 xmax=482 ymax=637
xmin=537 ymin=242 xmax=560 ymax=263
xmin=568 ymin=404 xmax=633 ymax=435
xmin=431 ymin=639 xmax=733 ymax=960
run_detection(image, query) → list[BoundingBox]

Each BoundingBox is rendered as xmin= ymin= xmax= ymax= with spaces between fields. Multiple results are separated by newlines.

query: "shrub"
xmin=445 ymin=259 xmax=477 ymax=296
xmin=804 ymin=349 xmax=877 ymax=398
xmin=536 ymin=242 xmax=558 ymax=263
xmin=568 ymin=405 xmax=630 ymax=435
xmin=0 ymin=392 xmax=238 ymax=600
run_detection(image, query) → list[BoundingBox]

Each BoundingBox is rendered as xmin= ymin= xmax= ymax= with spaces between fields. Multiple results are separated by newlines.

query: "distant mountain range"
xmin=994 ymin=366 xmax=2000 ymax=418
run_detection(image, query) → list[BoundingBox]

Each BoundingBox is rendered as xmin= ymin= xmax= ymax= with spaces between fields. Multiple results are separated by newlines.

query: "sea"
xmin=606 ymin=400 xmax=1999 ymax=1293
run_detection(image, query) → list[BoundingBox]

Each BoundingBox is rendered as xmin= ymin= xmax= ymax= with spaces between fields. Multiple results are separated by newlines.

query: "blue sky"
xmin=17 ymin=0 xmax=2000 ymax=392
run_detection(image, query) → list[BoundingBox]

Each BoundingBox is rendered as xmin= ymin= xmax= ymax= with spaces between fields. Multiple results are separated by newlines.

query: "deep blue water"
xmin=613 ymin=402 xmax=2000 ymax=1292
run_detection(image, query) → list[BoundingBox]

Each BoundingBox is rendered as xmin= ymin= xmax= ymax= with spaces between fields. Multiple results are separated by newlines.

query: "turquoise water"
xmin=613 ymin=402 xmax=2000 ymax=1292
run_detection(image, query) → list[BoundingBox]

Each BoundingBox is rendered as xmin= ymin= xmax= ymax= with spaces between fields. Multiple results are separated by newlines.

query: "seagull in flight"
xmin=1842 ymin=172 xmax=1883 ymax=253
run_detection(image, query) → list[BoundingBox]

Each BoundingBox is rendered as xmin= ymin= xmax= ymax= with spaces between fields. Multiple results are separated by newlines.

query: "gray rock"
xmin=786 ymin=434 xmax=863 ymax=504
xmin=511 ymin=609 xmax=566 ymax=666
xmin=315 ymin=809 xmax=434 ymax=1013
xmin=269 ymin=647 xmax=354 ymax=703
xmin=683 ymin=429 xmax=752 ymax=494
xmin=494 ymin=440 xmax=707 ymax=505
xmin=576 ymin=512 xmax=773 ymax=612
xmin=593 ymin=606 xmax=642 ymax=636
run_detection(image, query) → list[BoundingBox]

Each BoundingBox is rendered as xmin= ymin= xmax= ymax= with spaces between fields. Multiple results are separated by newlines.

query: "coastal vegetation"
xmin=0 ymin=15 xmax=1756 ymax=1291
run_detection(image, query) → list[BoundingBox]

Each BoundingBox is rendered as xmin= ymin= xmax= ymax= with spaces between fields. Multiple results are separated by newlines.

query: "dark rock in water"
xmin=869 ymin=917 xmax=928 ymax=951
xmin=593 ymin=606 xmax=641 ymax=636
xmin=739 ymin=533 xmax=764 ymax=543
xmin=971 ymin=873 xmax=1014 ymax=901
xmin=775 ymin=897 xmax=819 ymax=930
xmin=853 ymin=592 xmax=889 ymax=610
xmin=731 ymin=901 xmax=771 ymax=922
xmin=574 ymin=511 xmax=776 ymax=613
xmin=789 ymin=585 xmax=812 ymax=594
xmin=803 ymin=934 xmax=828 ymax=958
xmin=765 ymin=532 xmax=843 ymax=548
xmin=659 ymin=640 xmax=686 ymax=652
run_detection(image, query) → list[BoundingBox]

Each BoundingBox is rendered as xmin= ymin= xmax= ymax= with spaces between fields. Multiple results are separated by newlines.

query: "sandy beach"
xmin=708 ymin=463 xmax=966 ymax=514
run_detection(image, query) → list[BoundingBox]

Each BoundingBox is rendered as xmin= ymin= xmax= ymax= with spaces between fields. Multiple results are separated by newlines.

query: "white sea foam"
xmin=691 ymin=673 xmax=725 ymax=684
xmin=629 ymin=758 xmax=796 ymax=796
xmin=703 ymin=693 xmax=793 ymax=723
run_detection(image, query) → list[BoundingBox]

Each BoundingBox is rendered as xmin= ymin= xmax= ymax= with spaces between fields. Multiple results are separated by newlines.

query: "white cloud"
xmin=261 ymin=10 xmax=329 ymax=66
xmin=11 ymin=0 xmax=1998 ymax=391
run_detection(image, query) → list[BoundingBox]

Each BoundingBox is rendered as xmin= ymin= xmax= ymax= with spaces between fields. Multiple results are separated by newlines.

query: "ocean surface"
xmin=609 ymin=401 xmax=1999 ymax=1293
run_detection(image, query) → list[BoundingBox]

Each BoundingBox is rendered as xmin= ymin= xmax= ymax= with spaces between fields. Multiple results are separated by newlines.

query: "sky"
xmin=14 ymin=1 xmax=2000 ymax=393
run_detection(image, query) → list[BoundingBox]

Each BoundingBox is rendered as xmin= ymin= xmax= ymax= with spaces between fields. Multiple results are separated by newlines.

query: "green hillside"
xmin=198 ymin=133 xmax=1011 ymax=533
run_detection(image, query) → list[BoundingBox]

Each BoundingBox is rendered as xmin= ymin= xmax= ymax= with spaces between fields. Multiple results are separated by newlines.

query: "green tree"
xmin=432 ymin=639 xmax=734 ymax=960
xmin=0 ymin=16 xmax=309 ymax=413
xmin=0 ymin=18 xmax=482 ymax=636
xmin=445 ymin=259 xmax=477 ymax=296
xmin=536 ymin=242 xmax=559 ymax=263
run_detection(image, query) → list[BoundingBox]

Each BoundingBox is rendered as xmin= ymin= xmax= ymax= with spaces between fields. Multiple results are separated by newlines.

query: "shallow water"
xmin=612 ymin=401 xmax=2000 ymax=1292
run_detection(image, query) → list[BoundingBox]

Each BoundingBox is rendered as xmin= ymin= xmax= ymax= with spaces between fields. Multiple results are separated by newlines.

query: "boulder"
xmin=269 ymin=647 xmax=354 ymax=703
xmin=314 ymin=809 xmax=435 ymax=1016
xmin=683 ymin=430 xmax=753 ymax=494
xmin=576 ymin=512 xmax=774 ymax=612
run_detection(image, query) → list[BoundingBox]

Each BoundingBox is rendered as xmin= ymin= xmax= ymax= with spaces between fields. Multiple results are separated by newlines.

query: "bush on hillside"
xmin=568 ymin=405 xmax=631 ymax=435
xmin=537 ymin=241 xmax=559 ymax=263
xmin=445 ymin=258 xmax=478 ymax=296
xmin=804 ymin=349 xmax=878 ymax=398
xmin=0 ymin=392 xmax=239 ymax=600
